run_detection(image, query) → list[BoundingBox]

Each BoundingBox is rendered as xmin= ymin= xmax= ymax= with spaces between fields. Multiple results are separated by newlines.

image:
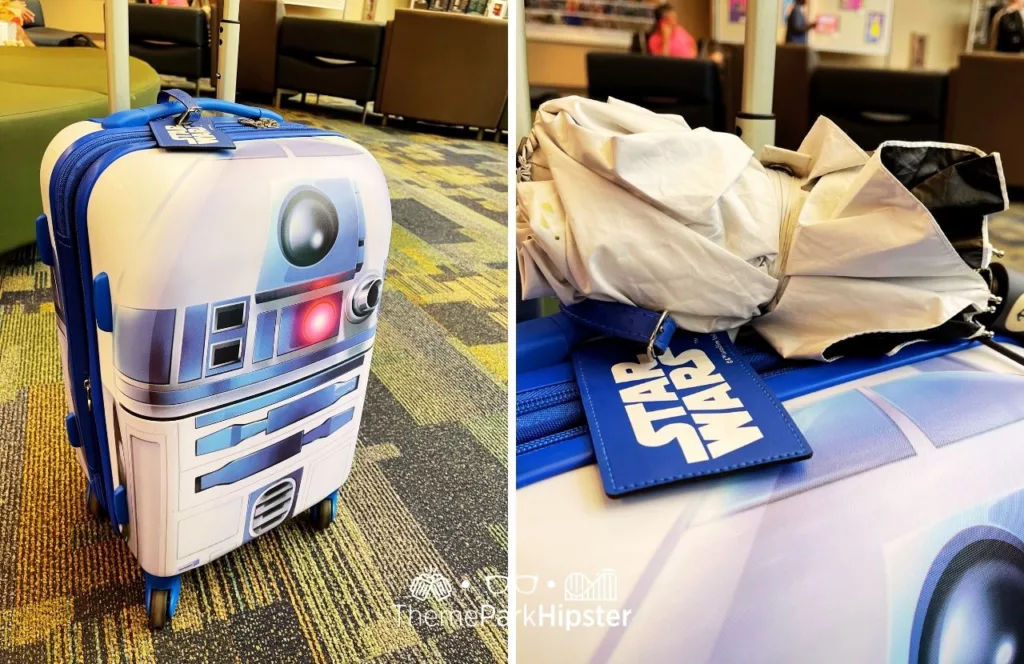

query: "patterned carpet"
xmin=0 ymin=104 xmax=508 ymax=663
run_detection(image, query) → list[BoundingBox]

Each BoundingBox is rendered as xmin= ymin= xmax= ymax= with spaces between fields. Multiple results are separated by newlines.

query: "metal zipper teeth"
xmin=516 ymin=426 xmax=589 ymax=454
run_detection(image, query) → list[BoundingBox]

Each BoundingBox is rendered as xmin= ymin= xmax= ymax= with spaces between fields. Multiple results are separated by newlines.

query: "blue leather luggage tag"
xmin=149 ymin=118 xmax=235 ymax=150
xmin=572 ymin=332 xmax=812 ymax=497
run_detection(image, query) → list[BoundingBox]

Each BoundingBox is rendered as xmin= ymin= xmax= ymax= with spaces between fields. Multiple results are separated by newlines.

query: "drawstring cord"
xmin=979 ymin=334 xmax=1024 ymax=368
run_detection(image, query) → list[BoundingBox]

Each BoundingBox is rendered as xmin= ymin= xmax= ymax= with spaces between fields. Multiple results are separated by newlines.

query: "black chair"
xmin=23 ymin=0 xmax=95 ymax=47
xmin=810 ymin=67 xmax=949 ymax=150
xmin=127 ymin=3 xmax=210 ymax=95
xmin=586 ymin=52 xmax=724 ymax=130
xmin=275 ymin=17 xmax=385 ymax=123
xmin=530 ymin=86 xmax=559 ymax=109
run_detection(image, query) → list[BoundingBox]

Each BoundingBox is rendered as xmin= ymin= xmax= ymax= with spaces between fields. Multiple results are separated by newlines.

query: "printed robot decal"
xmin=46 ymin=133 xmax=391 ymax=580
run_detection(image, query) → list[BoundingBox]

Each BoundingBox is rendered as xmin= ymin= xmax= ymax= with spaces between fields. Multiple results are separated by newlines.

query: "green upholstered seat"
xmin=0 ymin=48 xmax=161 ymax=254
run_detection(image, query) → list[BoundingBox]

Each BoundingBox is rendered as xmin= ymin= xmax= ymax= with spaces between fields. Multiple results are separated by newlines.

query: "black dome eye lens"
xmin=918 ymin=540 xmax=1024 ymax=664
xmin=280 ymin=190 xmax=338 ymax=267
xmin=366 ymin=281 xmax=381 ymax=308
xmin=350 ymin=278 xmax=382 ymax=320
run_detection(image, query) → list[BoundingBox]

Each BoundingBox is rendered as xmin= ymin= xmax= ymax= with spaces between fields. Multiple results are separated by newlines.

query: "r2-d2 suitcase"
xmin=36 ymin=92 xmax=391 ymax=629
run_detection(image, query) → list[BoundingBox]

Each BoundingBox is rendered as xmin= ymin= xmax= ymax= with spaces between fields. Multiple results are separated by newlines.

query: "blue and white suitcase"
xmin=516 ymin=312 xmax=1024 ymax=663
xmin=36 ymin=91 xmax=391 ymax=629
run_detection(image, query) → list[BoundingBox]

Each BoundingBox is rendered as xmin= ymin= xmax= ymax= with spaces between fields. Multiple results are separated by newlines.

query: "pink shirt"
xmin=648 ymin=26 xmax=698 ymax=59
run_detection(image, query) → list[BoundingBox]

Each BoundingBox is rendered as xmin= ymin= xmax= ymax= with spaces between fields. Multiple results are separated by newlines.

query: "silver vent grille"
xmin=249 ymin=478 xmax=296 ymax=538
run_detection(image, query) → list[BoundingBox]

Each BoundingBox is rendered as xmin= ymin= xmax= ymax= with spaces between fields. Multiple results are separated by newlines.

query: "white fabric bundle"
xmin=517 ymin=96 xmax=779 ymax=333
xmin=518 ymin=96 xmax=1009 ymax=360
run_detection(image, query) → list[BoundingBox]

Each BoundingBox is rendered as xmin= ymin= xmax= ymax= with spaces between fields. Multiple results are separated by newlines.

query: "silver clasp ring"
xmin=646 ymin=310 xmax=670 ymax=364
xmin=175 ymin=105 xmax=201 ymax=126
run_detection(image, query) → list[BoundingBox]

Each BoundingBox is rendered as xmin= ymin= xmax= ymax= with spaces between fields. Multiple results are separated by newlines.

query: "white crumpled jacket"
xmin=517 ymin=96 xmax=1008 ymax=361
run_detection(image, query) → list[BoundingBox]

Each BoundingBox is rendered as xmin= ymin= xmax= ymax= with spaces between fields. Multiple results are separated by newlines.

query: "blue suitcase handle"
xmin=100 ymin=89 xmax=284 ymax=129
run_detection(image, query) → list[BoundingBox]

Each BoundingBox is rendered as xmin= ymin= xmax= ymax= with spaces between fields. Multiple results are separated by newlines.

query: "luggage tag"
xmin=572 ymin=328 xmax=812 ymax=497
xmin=148 ymin=88 xmax=235 ymax=151
xmin=149 ymin=116 xmax=235 ymax=151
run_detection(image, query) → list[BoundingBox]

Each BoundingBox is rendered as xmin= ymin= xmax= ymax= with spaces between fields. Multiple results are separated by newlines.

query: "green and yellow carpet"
xmin=0 ymin=105 xmax=508 ymax=663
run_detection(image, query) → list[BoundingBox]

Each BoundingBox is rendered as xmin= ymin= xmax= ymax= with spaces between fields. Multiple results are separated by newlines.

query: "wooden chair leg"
xmin=476 ymin=128 xmax=484 ymax=141
xmin=361 ymin=104 xmax=370 ymax=124
xmin=381 ymin=115 xmax=388 ymax=127
xmin=274 ymin=89 xmax=283 ymax=108
xmin=194 ymin=79 xmax=202 ymax=97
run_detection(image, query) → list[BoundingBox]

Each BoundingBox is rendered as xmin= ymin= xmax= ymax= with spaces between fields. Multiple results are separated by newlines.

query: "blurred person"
xmin=564 ymin=0 xmax=584 ymax=26
xmin=785 ymin=0 xmax=817 ymax=45
xmin=647 ymin=4 xmax=697 ymax=58
xmin=991 ymin=0 xmax=1024 ymax=53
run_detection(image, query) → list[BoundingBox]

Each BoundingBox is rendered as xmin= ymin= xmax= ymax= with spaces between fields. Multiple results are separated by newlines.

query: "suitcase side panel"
xmin=40 ymin=122 xmax=110 ymax=498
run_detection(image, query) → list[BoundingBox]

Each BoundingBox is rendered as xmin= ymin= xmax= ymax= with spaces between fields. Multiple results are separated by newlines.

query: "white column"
xmin=217 ymin=0 xmax=242 ymax=101
xmin=104 ymin=0 xmax=131 ymax=113
xmin=515 ymin=0 xmax=531 ymax=143
xmin=736 ymin=0 xmax=779 ymax=156
xmin=966 ymin=0 xmax=980 ymax=53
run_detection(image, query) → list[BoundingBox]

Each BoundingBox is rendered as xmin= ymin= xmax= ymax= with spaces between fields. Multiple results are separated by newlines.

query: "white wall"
xmin=817 ymin=0 xmax=971 ymax=71
xmin=39 ymin=0 xmax=105 ymax=32
xmin=708 ymin=0 xmax=971 ymax=71
xmin=40 ymin=0 xmax=374 ymax=33
xmin=284 ymin=0 xmax=367 ymax=22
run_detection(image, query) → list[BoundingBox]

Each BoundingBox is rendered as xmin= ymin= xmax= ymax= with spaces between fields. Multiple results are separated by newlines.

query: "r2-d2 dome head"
xmin=279 ymin=187 xmax=340 ymax=268
xmin=258 ymin=177 xmax=384 ymax=336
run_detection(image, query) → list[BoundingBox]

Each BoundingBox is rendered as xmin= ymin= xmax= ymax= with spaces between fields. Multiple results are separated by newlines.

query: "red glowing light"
xmin=301 ymin=300 xmax=338 ymax=344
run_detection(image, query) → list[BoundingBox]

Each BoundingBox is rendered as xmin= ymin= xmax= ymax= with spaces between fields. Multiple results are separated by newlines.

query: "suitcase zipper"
xmin=517 ymin=426 xmax=589 ymax=454
xmin=517 ymin=381 xmax=580 ymax=417
xmin=516 ymin=381 xmax=585 ymax=447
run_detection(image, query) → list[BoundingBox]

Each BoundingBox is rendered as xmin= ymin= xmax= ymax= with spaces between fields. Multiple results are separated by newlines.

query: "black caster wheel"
xmin=309 ymin=494 xmax=336 ymax=531
xmin=148 ymin=589 xmax=170 ymax=630
xmin=86 ymin=490 xmax=106 ymax=520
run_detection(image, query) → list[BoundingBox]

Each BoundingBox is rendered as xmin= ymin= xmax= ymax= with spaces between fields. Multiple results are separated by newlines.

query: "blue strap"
xmin=560 ymin=300 xmax=676 ymax=356
xmin=101 ymin=96 xmax=284 ymax=129
xmin=158 ymin=89 xmax=200 ymax=125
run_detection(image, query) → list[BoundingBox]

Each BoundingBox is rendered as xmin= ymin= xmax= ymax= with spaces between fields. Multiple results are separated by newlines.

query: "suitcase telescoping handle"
xmin=100 ymin=88 xmax=284 ymax=129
